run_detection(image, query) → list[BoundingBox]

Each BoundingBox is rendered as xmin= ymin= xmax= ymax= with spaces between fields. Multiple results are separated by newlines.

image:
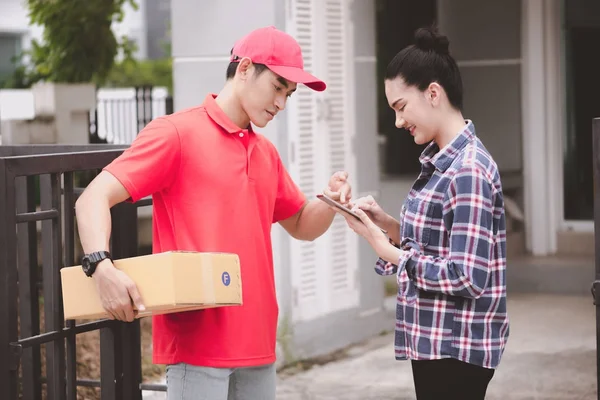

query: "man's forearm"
xmin=293 ymin=199 xmax=337 ymax=241
xmin=75 ymin=194 xmax=112 ymax=254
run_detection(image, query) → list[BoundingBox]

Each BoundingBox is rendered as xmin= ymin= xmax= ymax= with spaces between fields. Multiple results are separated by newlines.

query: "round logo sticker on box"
xmin=222 ymin=271 xmax=231 ymax=286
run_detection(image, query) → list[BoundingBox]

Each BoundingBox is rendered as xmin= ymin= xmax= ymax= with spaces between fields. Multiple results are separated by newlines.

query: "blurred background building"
xmin=1 ymin=0 xmax=598 ymax=365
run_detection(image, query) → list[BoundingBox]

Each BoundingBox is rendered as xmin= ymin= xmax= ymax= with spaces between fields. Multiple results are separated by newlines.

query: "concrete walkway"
xmin=276 ymin=294 xmax=597 ymax=399
xmin=144 ymin=293 xmax=597 ymax=399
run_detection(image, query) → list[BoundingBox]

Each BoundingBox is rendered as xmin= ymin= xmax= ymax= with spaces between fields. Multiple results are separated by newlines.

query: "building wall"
xmin=0 ymin=0 xmax=42 ymax=84
xmin=438 ymin=0 xmax=522 ymax=175
xmin=145 ymin=0 xmax=171 ymax=59
xmin=170 ymin=0 xmax=287 ymax=321
xmin=170 ymin=0 xmax=388 ymax=363
xmin=0 ymin=0 xmax=35 ymax=35
xmin=112 ymin=0 xmax=148 ymax=60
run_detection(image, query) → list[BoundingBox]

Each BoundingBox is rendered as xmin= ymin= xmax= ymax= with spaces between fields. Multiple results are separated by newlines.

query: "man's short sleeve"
xmin=273 ymin=156 xmax=306 ymax=223
xmin=103 ymin=117 xmax=181 ymax=202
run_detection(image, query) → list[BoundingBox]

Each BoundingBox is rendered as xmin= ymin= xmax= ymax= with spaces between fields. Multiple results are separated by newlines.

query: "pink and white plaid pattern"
xmin=376 ymin=121 xmax=509 ymax=369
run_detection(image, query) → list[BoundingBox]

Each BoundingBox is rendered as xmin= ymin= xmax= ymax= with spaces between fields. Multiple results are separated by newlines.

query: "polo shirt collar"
xmin=419 ymin=120 xmax=476 ymax=172
xmin=203 ymin=93 xmax=254 ymax=135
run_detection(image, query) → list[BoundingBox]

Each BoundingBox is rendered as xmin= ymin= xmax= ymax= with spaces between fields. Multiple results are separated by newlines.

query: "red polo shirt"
xmin=104 ymin=94 xmax=306 ymax=367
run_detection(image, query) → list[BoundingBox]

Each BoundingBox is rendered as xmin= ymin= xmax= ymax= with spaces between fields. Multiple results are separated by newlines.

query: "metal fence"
xmin=89 ymin=86 xmax=173 ymax=145
xmin=0 ymin=145 xmax=163 ymax=399
xmin=592 ymin=117 xmax=600 ymax=400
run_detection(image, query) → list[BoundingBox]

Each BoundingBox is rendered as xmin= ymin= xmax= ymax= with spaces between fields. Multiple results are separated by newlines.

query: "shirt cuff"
xmin=397 ymin=238 xmax=421 ymax=278
xmin=374 ymin=257 xmax=397 ymax=276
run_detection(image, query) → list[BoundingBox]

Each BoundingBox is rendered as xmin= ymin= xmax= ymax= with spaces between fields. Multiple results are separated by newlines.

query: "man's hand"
xmin=93 ymin=259 xmax=145 ymax=322
xmin=323 ymin=171 xmax=352 ymax=204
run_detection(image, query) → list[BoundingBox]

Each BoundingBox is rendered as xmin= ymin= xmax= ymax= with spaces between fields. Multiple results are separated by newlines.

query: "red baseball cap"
xmin=231 ymin=26 xmax=326 ymax=92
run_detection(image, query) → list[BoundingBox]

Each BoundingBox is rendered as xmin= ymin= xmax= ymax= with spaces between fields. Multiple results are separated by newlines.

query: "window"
xmin=563 ymin=0 xmax=600 ymax=220
xmin=375 ymin=0 xmax=437 ymax=177
xmin=0 ymin=34 xmax=22 ymax=86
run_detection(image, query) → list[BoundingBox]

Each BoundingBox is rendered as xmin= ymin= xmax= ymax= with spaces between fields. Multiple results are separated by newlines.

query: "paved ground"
xmin=145 ymin=293 xmax=598 ymax=399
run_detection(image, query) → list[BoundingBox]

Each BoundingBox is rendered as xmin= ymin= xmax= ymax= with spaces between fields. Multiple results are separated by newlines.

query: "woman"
xmin=337 ymin=26 xmax=509 ymax=399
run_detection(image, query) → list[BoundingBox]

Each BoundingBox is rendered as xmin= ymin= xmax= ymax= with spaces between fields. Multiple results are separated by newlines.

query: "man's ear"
xmin=427 ymin=82 xmax=442 ymax=107
xmin=236 ymin=57 xmax=254 ymax=81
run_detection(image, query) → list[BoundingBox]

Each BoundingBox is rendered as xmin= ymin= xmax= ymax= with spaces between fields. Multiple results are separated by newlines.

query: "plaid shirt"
xmin=376 ymin=121 xmax=509 ymax=369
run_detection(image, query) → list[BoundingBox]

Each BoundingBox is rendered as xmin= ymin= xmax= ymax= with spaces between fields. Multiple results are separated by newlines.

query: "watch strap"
xmin=88 ymin=251 xmax=112 ymax=265
xmin=83 ymin=251 xmax=112 ymax=277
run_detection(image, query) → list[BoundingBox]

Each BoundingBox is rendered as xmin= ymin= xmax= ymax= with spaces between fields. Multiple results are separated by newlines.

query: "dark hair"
xmin=225 ymin=47 xmax=268 ymax=80
xmin=385 ymin=26 xmax=463 ymax=111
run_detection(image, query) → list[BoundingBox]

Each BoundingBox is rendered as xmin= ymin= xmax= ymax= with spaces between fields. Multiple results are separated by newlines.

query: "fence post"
xmin=0 ymin=160 xmax=20 ymax=400
xmin=111 ymin=201 xmax=143 ymax=400
xmin=100 ymin=201 xmax=143 ymax=400
xmin=592 ymin=117 xmax=600 ymax=400
xmin=40 ymin=173 xmax=67 ymax=400
xmin=16 ymin=176 xmax=42 ymax=400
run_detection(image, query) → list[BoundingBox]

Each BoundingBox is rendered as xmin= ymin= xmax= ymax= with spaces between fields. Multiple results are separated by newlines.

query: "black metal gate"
xmin=593 ymin=118 xmax=600 ymax=400
xmin=0 ymin=145 xmax=165 ymax=399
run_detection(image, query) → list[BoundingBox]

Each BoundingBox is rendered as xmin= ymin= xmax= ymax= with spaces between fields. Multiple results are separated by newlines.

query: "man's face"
xmin=239 ymin=65 xmax=297 ymax=128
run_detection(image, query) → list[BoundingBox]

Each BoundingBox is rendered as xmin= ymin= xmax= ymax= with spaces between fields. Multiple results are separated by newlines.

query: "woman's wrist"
xmin=377 ymin=242 xmax=402 ymax=264
xmin=381 ymin=215 xmax=399 ymax=237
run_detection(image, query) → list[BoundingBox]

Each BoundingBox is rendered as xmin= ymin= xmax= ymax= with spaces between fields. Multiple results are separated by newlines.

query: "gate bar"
xmin=591 ymin=117 xmax=600 ymax=400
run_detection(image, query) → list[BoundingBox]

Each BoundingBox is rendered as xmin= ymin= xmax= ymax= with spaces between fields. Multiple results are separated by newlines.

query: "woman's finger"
xmin=355 ymin=203 xmax=372 ymax=212
xmin=354 ymin=208 xmax=374 ymax=225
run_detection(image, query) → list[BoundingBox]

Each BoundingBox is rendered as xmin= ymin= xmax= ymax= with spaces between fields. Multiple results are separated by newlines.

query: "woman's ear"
xmin=427 ymin=82 xmax=442 ymax=107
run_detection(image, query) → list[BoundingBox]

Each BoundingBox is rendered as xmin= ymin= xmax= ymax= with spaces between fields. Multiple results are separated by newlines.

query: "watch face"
xmin=82 ymin=257 xmax=91 ymax=274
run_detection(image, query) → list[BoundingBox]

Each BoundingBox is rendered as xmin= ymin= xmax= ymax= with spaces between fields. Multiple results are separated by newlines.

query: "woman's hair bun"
xmin=414 ymin=26 xmax=450 ymax=55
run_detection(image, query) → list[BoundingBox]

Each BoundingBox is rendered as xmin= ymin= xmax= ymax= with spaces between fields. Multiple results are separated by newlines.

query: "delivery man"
xmin=75 ymin=26 xmax=352 ymax=399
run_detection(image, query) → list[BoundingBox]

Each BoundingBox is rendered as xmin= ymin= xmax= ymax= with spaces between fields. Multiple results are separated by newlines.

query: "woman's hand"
xmin=337 ymin=207 xmax=401 ymax=263
xmin=344 ymin=208 xmax=387 ymax=245
xmin=350 ymin=195 xmax=392 ymax=231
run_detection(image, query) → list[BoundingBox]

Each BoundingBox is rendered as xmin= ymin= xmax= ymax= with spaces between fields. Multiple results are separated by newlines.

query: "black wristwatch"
xmin=81 ymin=251 xmax=112 ymax=277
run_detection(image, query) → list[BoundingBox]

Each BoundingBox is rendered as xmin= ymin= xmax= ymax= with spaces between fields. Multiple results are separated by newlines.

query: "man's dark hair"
xmin=226 ymin=47 xmax=268 ymax=80
xmin=385 ymin=26 xmax=463 ymax=111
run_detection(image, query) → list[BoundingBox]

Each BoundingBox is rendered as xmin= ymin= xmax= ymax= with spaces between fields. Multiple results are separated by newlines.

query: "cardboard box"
xmin=60 ymin=251 xmax=242 ymax=320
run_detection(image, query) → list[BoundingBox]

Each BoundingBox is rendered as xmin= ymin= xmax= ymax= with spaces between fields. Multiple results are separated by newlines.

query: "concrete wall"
xmin=171 ymin=0 xmax=286 ymax=320
xmin=113 ymin=0 xmax=148 ymax=60
xmin=170 ymin=0 xmax=388 ymax=364
xmin=145 ymin=0 xmax=171 ymax=59
xmin=437 ymin=0 xmax=522 ymax=174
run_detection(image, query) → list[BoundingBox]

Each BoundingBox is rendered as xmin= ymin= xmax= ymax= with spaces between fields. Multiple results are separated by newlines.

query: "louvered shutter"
xmin=286 ymin=0 xmax=329 ymax=322
xmin=286 ymin=0 xmax=358 ymax=321
xmin=318 ymin=0 xmax=359 ymax=312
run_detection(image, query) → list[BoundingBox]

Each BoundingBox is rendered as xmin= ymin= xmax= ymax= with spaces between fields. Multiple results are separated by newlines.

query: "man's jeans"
xmin=166 ymin=363 xmax=276 ymax=400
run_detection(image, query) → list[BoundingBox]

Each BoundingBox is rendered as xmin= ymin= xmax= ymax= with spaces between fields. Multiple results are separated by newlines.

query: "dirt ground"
xmin=30 ymin=314 xmax=158 ymax=400
xmin=73 ymin=317 xmax=160 ymax=399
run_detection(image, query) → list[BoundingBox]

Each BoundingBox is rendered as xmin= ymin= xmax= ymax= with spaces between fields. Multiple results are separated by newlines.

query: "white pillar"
xmin=521 ymin=0 xmax=550 ymax=255
xmin=543 ymin=0 xmax=562 ymax=254
xmin=521 ymin=0 xmax=561 ymax=255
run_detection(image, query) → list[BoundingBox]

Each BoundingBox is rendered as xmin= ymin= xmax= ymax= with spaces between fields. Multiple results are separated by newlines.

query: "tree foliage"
xmin=101 ymin=30 xmax=173 ymax=93
xmin=102 ymin=57 xmax=173 ymax=94
xmin=23 ymin=0 xmax=138 ymax=84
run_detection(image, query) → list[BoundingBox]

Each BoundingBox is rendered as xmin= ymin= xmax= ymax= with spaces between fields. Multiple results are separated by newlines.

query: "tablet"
xmin=316 ymin=194 xmax=388 ymax=234
xmin=316 ymin=194 xmax=361 ymax=220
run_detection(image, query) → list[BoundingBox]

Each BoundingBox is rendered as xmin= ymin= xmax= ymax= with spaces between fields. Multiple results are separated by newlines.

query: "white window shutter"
xmin=317 ymin=0 xmax=359 ymax=312
xmin=286 ymin=0 xmax=358 ymax=321
xmin=286 ymin=0 xmax=329 ymax=322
